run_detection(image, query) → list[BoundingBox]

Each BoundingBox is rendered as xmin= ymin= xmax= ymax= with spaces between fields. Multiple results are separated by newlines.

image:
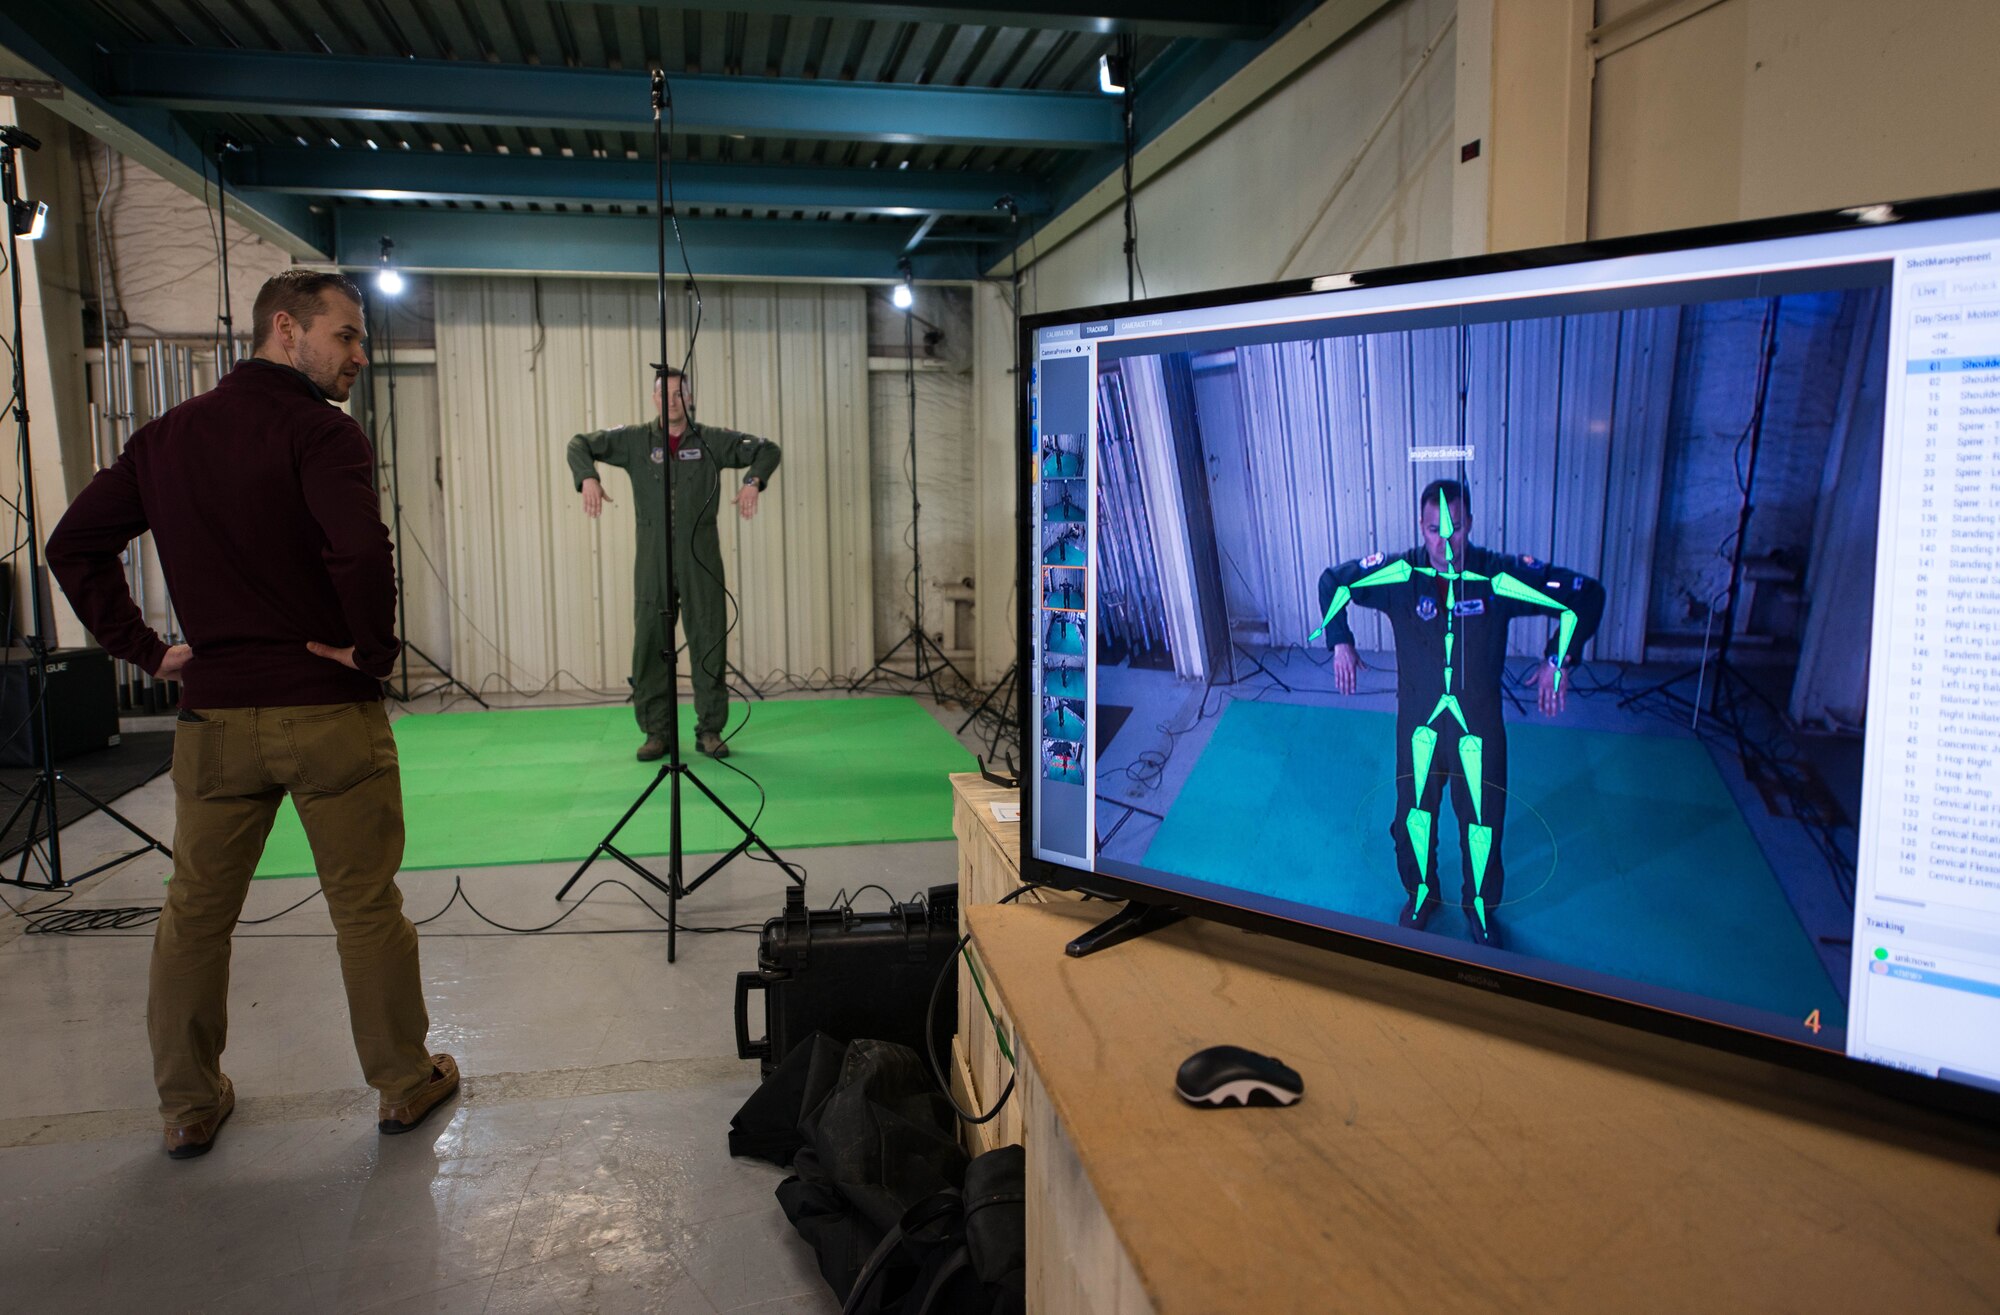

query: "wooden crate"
xmin=949 ymin=771 xmax=1070 ymax=1155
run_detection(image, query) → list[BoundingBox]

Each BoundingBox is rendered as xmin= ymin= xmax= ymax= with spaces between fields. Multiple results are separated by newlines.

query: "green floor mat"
xmin=251 ymin=697 xmax=977 ymax=878
xmin=1142 ymin=700 xmax=1845 ymax=1025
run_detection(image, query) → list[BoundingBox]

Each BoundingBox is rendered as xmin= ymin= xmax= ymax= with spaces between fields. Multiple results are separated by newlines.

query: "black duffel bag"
xmin=839 ymin=1145 xmax=1026 ymax=1315
xmin=731 ymin=1035 xmax=1025 ymax=1314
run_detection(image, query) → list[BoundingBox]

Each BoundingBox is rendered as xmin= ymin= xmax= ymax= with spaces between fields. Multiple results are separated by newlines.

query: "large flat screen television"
xmin=1018 ymin=190 xmax=2000 ymax=1122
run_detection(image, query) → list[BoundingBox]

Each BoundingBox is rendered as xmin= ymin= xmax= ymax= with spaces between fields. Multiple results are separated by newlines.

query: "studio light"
xmin=892 ymin=259 xmax=914 ymax=311
xmin=376 ymin=236 xmax=404 ymax=296
xmin=10 ymin=199 xmax=46 ymax=241
xmin=1098 ymin=52 xmax=1126 ymax=96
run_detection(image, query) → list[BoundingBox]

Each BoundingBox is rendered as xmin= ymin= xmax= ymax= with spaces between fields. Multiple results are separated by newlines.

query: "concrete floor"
xmin=0 ymin=689 xmax=989 ymax=1314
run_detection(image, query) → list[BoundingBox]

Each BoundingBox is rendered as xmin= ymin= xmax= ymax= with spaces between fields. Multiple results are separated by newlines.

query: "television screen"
xmin=1019 ymin=192 xmax=2000 ymax=1118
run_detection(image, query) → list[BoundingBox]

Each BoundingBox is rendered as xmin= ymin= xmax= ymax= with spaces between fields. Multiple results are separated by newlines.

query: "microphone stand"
xmin=555 ymin=70 xmax=803 ymax=961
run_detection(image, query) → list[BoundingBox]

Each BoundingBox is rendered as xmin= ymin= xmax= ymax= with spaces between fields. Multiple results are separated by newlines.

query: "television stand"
xmin=1065 ymin=899 xmax=1185 ymax=958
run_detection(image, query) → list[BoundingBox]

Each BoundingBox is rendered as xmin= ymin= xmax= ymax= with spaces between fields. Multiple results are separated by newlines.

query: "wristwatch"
xmin=742 ymin=474 xmax=765 ymax=491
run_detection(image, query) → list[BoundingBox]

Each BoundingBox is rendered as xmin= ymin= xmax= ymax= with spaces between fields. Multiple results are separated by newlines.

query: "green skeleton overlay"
xmin=1410 ymin=726 xmax=1438 ymax=795
xmin=1405 ymin=808 xmax=1433 ymax=918
xmin=1317 ymin=489 xmax=1583 ymax=927
xmin=1468 ymin=824 xmax=1494 ymax=930
xmin=1309 ymin=558 xmax=1414 ymax=641
xmin=1459 ymin=735 xmax=1484 ymax=824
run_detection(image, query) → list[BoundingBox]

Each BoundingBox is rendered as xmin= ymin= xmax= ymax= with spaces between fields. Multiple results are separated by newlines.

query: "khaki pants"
xmin=153 ymin=702 xmax=433 ymax=1126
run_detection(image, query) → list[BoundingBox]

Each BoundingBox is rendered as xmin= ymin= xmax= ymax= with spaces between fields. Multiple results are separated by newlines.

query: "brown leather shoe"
xmin=636 ymin=735 xmax=667 ymax=762
xmin=164 ymin=1074 xmax=235 ymax=1160
xmin=697 ymin=731 xmax=730 ymax=759
xmin=378 ymin=1053 xmax=460 ymax=1135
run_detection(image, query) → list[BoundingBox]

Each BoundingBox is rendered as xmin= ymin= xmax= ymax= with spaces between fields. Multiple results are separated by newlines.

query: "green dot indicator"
xmin=1874 ymin=947 xmax=1889 ymax=961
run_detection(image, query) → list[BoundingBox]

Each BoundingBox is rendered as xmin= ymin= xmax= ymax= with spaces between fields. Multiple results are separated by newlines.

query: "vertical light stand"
xmin=855 ymin=258 xmax=973 ymax=697
xmin=0 ymin=127 xmax=169 ymax=889
xmin=374 ymin=239 xmax=487 ymax=709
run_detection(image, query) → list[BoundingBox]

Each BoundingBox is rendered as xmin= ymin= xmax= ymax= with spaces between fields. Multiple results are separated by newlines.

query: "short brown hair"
xmin=251 ymin=270 xmax=365 ymax=351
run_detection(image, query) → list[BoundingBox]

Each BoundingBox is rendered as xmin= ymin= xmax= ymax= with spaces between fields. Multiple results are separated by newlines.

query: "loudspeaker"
xmin=0 ymin=647 xmax=120 ymax=767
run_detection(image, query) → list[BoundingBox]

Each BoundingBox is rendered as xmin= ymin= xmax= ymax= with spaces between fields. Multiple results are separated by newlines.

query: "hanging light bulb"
xmin=377 ymin=236 xmax=404 ymax=296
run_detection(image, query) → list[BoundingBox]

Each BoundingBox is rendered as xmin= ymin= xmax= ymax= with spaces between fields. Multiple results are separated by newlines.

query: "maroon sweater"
xmin=47 ymin=359 xmax=398 ymax=708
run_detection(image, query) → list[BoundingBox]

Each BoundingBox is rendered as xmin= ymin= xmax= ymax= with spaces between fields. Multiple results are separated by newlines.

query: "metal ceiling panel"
xmin=553 ymin=3 xmax=1282 ymax=40
xmin=15 ymin=0 xmax=1310 ymax=279
xmin=109 ymin=47 xmax=1126 ymax=147
xmin=339 ymin=205 xmax=989 ymax=280
xmin=234 ymin=147 xmax=1051 ymax=215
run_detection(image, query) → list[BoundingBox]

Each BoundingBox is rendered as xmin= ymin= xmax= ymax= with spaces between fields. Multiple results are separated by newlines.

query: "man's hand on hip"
xmin=582 ymin=477 xmax=611 ymax=519
xmin=154 ymin=644 xmax=193 ymax=680
xmin=306 ymin=642 xmax=360 ymax=670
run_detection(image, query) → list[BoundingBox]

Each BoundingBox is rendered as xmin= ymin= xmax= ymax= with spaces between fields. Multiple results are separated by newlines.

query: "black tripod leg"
xmin=557 ymin=765 xmax=672 ymax=900
xmin=1232 ymin=643 xmax=1292 ymax=693
xmin=56 ymin=774 xmax=172 ymax=858
xmin=682 ymin=769 xmax=807 ymax=889
xmin=404 ymin=643 xmax=489 ymax=708
xmin=0 ymin=783 xmax=37 ymax=844
xmin=37 ymin=774 xmax=174 ymax=883
xmin=9 ymin=787 xmax=52 ymax=889
xmin=853 ymin=630 xmax=920 ymax=693
xmin=914 ymin=630 xmax=972 ymax=693
xmin=727 ymin=660 xmax=768 ymax=700
xmin=1617 ymin=661 xmax=1704 ymax=710
xmin=956 ymin=662 xmax=1015 ymax=734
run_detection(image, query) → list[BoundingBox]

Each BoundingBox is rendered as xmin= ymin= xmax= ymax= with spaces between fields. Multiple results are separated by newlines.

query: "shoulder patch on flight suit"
xmin=1361 ymin=551 xmax=1386 ymax=569
xmin=1521 ymin=553 xmax=1539 ymax=567
xmin=1415 ymin=596 xmax=1439 ymax=621
xmin=650 ymin=446 xmax=665 ymax=464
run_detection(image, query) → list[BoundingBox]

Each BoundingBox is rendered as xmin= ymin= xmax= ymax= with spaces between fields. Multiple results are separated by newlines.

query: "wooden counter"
xmin=967 ymin=900 xmax=2000 ymax=1315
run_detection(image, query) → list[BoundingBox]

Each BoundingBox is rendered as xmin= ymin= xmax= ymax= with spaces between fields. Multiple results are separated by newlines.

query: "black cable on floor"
xmin=7 ymin=871 xmax=767 ymax=939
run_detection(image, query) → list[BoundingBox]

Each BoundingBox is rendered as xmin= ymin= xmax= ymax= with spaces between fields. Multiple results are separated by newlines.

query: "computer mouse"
xmin=1175 ymin=1045 xmax=1304 ymax=1108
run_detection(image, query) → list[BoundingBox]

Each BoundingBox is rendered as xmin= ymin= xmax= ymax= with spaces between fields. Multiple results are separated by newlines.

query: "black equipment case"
xmin=0 ymin=647 xmax=120 ymax=767
xmin=735 ymin=884 xmax=960 ymax=1076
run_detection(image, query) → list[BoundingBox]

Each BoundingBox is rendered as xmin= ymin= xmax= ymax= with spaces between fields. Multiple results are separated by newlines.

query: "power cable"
xmin=926 ymin=882 xmax=1045 ymax=1125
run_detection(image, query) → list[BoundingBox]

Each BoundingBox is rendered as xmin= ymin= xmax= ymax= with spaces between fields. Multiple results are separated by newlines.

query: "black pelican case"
xmin=734 ymin=883 xmax=960 ymax=1076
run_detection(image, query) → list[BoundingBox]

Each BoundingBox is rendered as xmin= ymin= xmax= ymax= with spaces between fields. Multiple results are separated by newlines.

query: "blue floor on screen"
xmin=1143 ymin=699 xmax=1847 ymax=1025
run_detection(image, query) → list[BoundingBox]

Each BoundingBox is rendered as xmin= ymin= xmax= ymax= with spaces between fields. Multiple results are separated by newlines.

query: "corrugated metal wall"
xmin=433 ymin=277 xmax=872 ymax=695
xmin=1193 ymin=312 xmax=1681 ymax=663
xmin=869 ymin=367 xmax=975 ymax=661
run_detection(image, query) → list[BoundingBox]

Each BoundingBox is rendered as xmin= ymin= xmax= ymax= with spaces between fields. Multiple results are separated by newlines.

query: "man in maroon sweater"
xmin=47 ymin=270 xmax=458 ymax=1158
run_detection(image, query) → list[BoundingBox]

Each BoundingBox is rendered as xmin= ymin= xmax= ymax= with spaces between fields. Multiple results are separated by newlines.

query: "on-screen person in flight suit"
xmin=1315 ymin=479 xmax=1605 ymax=949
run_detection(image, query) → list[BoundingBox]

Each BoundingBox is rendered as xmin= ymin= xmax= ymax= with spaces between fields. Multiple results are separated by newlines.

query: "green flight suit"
xmin=566 ymin=418 xmax=781 ymax=739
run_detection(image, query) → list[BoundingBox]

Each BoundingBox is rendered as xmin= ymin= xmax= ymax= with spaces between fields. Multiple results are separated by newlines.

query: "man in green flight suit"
xmin=566 ymin=365 xmax=781 ymax=761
